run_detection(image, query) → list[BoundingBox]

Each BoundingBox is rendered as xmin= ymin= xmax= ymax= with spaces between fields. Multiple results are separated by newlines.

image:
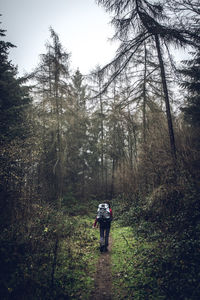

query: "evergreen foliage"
xmin=179 ymin=50 xmax=200 ymax=126
xmin=0 ymin=28 xmax=30 ymax=142
xmin=0 ymin=26 xmax=32 ymax=228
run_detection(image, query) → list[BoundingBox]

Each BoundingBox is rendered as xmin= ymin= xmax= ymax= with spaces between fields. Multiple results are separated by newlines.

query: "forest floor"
xmin=64 ymin=214 xmax=200 ymax=300
xmin=90 ymin=237 xmax=113 ymax=300
xmin=89 ymin=223 xmax=159 ymax=300
xmin=88 ymin=222 xmax=153 ymax=300
xmin=59 ymin=217 xmax=165 ymax=299
xmin=3 ymin=201 xmax=200 ymax=299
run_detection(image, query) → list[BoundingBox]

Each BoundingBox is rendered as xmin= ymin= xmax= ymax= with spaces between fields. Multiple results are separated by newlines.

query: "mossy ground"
xmin=68 ymin=218 xmax=165 ymax=299
xmin=52 ymin=215 xmax=100 ymax=299
xmin=111 ymin=223 xmax=165 ymax=300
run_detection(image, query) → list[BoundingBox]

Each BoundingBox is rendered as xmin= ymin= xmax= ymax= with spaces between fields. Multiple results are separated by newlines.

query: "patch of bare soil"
xmin=90 ymin=237 xmax=112 ymax=300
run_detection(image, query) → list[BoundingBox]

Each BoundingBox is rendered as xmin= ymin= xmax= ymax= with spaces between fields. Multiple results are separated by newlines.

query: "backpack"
xmin=97 ymin=203 xmax=111 ymax=223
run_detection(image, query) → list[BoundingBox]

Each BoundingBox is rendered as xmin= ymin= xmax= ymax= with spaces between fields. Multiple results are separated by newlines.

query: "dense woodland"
xmin=0 ymin=0 xmax=200 ymax=299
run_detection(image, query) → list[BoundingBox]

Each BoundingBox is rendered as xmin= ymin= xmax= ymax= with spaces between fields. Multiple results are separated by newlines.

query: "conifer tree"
xmin=66 ymin=69 xmax=89 ymax=197
xmin=96 ymin=0 xmax=199 ymax=162
xmin=0 ymin=27 xmax=31 ymax=226
xmin=0 ymin=28 xmax=30 ymax=142
xmin=179 ymin=50 xmax=200 ymax=126
xmin=34 ymin=28 xmax=70 ymax=207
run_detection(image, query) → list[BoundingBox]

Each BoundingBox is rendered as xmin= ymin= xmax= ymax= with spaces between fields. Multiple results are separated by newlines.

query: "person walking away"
xmin=93 ymin=202 xmax=113 ymax=252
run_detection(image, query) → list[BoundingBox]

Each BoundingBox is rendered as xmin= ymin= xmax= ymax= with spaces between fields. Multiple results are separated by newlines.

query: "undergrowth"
xmin=0 ymin=204 xmax=99 ymax=300
xmin=111 ymin=224 xmax=165 ymax=300
xmin=51 ymin=216 xmax=99 ymax=300
xmin=111 ymin=181 xmax=200 ymax=299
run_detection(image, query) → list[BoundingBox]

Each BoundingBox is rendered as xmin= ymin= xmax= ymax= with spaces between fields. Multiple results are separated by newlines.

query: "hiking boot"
xmin=104 ymin=246 xmax=108 ymax=252
xmin=100 ymin=245 xmax=104 ymax=252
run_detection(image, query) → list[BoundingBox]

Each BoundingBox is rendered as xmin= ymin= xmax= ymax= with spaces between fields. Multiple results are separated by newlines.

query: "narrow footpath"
xmin=90 ymin=237 xmax=112 ymax=300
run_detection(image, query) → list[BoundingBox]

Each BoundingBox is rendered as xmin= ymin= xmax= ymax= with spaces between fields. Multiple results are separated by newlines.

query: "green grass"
xmin=111 ymin=222 xmax=165 ymax=300
xmin=55 ymin=215 xmax=100 ymax=299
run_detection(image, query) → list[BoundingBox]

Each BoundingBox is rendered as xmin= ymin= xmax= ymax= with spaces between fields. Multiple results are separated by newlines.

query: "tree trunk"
xmin=110 ymin=157 xmax=115 ymax=199
xmin=155 ymin=34 xmax=177 ymax=162
xmin=143 ymin=43 xmax=147 ymax=146
xmin=99 ymin=81 xmax=104 ymax=196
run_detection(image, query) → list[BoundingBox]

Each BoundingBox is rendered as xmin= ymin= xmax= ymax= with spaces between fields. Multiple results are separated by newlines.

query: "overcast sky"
xmin=1 ymin=0 xmax=118 ymax=76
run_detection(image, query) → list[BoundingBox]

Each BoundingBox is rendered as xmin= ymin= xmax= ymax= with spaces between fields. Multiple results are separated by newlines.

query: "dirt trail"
xmin=90 ymin=237 xmax=112 ymax=300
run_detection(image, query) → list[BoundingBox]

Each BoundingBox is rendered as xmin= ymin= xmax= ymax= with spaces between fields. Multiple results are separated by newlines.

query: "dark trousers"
xmin=99 ymin=222 xmax=111 ymax=247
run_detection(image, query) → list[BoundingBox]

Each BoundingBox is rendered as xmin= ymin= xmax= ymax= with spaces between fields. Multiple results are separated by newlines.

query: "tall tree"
xmin=90 ymin=67 xmax=108 ymax=197
xmin=179 ymin=49 xmax=200 ymax=126
xmin=96 ymin=0 xmax=199 ymax=162
xmin=0 ymin=27 xmax=31 ymax=226
xmin=34 ymin=28 xmax=70 ymax=207
xmin=66 ymin=69 xmax=89 ymax=198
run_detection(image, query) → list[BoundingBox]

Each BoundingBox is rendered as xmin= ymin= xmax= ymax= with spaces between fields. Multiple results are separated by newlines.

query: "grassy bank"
xmin=52 ymin=215 xmax=100 ymax=299
xmin=111 ymin=223 xmax=165 ymax=300
xmin=1 ymin=212 xmax=99 ymax=300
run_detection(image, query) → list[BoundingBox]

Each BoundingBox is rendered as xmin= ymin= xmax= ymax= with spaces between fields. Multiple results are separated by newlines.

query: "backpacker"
xmin=97 ymin=203 xmax=111 ymax=223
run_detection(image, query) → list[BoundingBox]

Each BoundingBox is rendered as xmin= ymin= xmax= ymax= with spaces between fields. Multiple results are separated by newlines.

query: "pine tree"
xmin=96 ymin=0 xmax=199 ymax=162
xmin=0 ymin=27 xmax=31 ymax=227
xmin=34 ymin=28 xmax=70 ymax=207
xmin=0 ymin=28 xmax=30 ymax=142
xmin=66 ymin=69 xmax=89 ymax=198
xmin=179 ymin=50 xmax=200 ymax=126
